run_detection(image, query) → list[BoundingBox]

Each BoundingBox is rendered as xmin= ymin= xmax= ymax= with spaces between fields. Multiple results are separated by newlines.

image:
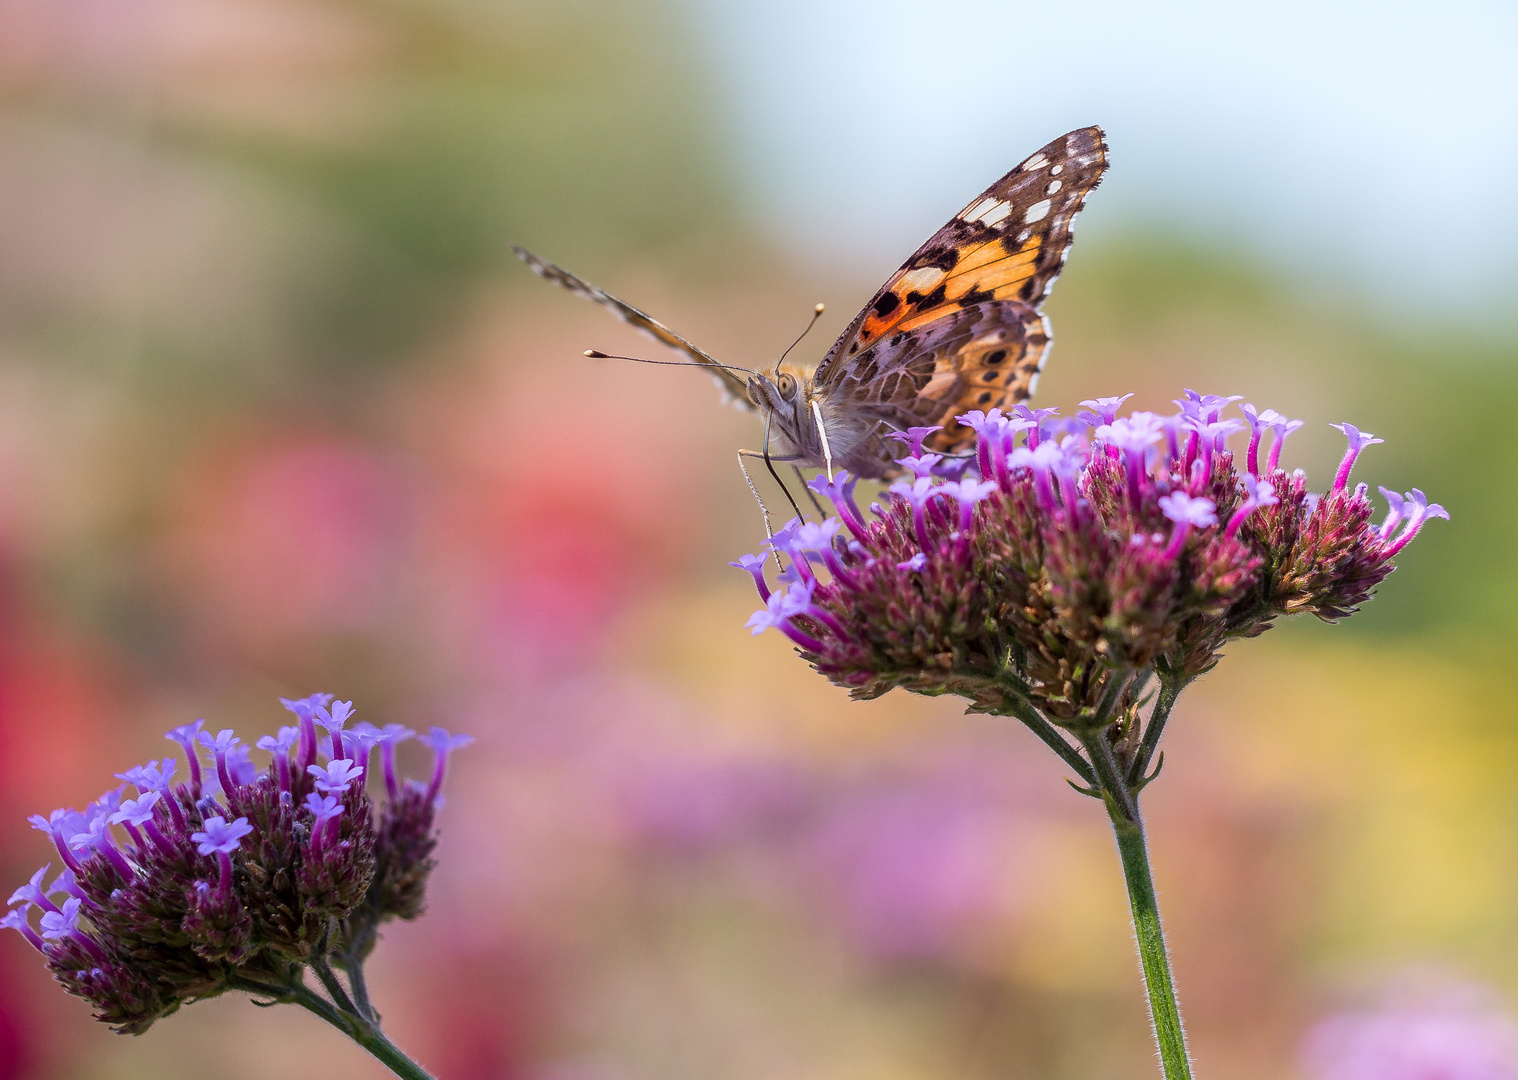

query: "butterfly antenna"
xmin=584 ymin=350 xmax=759 ymax=378
xmin=774 ymin=303 xmax=825 ymax=375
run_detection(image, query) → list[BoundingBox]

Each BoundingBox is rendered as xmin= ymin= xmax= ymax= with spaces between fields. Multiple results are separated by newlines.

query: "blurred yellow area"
xmin=0 ymin=0 xmax=1510 ymax=1078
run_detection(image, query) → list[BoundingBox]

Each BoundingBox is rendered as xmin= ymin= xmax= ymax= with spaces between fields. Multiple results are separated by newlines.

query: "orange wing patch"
xmin=920 ymin=309 xmax=1051 ymax=455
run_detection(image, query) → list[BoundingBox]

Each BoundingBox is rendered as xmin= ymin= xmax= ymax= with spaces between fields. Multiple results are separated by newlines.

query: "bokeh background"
xmin=0 ymin=0 xmax=1513 ymax=1077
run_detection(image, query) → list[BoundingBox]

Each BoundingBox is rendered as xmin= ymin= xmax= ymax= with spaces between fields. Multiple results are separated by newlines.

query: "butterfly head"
xmin=745 ymin=367 xmax=805 ymax=414
xmin=746 ymin=365 xmax=824 ymax=455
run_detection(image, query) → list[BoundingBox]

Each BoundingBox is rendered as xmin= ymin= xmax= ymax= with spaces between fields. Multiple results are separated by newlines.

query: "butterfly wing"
xmin=830 ymin=299 xmax=1049 ymax=474
xmin=511 ymin=245 xmax=753 ymax=406
xmin=813 ymin=126 xmax=1107 ymax=449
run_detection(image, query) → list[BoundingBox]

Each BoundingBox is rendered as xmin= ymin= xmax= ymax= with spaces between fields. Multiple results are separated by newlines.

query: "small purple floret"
xmin=307 ymin=759 xmax=365 ymax=796
xmin=1 ymin=907 xmax=44 ymax=951
xmin=191 ymin=816 xmax=253 ymax=857
xmin=808 ymin=470 xmax=865 ymax=537
xmin=885 ymin=426 xmax=943 ymax=458
xmin=377 ymin=723 xmax=416 ymax=801
xmin=9 ymin=865 xmax=59 ymax=915
xmin=747 ymin=579 xmax=826 ymax=652
xmin=1079 ymin=394 xmax=1134 ymax=427
xmin=166 ymin=720 xmax=207 ymax=798
xmin=1330 ymin=422 xmax=1385 ymax=492
xmin=729 ymin=553 xmax=772 ymax=603
xmin=110 ymin=792 xmax=161 ymax=830
xmin=422 ymin=727 xmax=475 ymax=806
xmin=38 ymin=896 xmax=82 ymax=941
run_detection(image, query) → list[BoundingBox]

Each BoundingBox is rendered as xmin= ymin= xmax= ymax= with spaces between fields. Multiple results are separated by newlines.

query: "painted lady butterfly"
xmin=513 ymin=125 xmax=1107 ymax=488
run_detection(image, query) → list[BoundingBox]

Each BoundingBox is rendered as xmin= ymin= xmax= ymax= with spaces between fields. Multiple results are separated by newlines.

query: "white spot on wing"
xmin=1046 ymin=179 xmax=1062 ymax=195
xmin=1024 ymin=199 xmax=1052 ymax=224
xmin=977 ymin=201 xmax=1013 ymax=226
xmin=1049 ymin=164 xmax=1063 ymax=176
xmin=898 ymin=266 xmax=946 ymax=292
xmin=1021 ymin=153 xmax=1049 ymax=171
xmin=961 ymin=197 xmax=1013 ymax=226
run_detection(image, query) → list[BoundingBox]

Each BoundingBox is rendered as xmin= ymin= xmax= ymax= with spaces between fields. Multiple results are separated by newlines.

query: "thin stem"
xmin=1080 ymin=724 xmax=1137 ymax=825
xmin=230 ymin=969 xmax=436 ymax=1080
xmin=996 ymin=675 xmax=1098 ymax=786
xmin=994 ymin=668 xmax=1192 ymax=1077
xmin=311 ymin=953 xmax=359 ymax=1017
xmin=1110 ymin=811 xmax=1192 ymax=1080
xmin=1087 ymin=668 xmax=1134 ymax=733
xmin=1077 ymin=725 xmax=1192 ymax=1080
xmin=1128 ymin=673 xmax=1186 ymax=787
xmin=342 ymin=951 xmax=376 ymax=1022
xmin=347 ymin=1021 xmax=438 ymax=1080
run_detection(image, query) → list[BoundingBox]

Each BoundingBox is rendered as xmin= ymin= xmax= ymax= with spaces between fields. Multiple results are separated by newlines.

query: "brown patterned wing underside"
xmin=814 ymin=126 xmax=1106 ymax=389
xmin=510 ymin=245 xmax=752 ymax=405
xmin=831 ymin=299 xmax=1050 ymax=472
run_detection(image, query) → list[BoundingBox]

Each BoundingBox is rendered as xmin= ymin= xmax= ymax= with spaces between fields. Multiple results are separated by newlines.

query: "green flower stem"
xmin=1128 ymin=673 xmax=1186 ymax=787
xmin=235 ymin=973 xmax=438 ymax=1080
xmin=995 ymin=673 xmax=1098 ymax=786
xmin=1110 ymin=811 xmax=1192 ymax=1079
xmin=345 ymin=1019 xmax=437 ymax=1080
xmin=1078 ymin=727 xmax=1193 ymax=1080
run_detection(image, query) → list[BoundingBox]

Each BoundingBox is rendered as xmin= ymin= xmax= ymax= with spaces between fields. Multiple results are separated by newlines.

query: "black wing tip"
xmin=1051 ymin=125 xmax=1109 ymax=167
xmin=510 ymin=243 xmax=545 ymax=266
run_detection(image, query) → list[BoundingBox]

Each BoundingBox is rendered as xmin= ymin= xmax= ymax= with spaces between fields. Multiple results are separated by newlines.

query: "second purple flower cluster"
xmin=5 ymin=694 xmax=471 ymax=1033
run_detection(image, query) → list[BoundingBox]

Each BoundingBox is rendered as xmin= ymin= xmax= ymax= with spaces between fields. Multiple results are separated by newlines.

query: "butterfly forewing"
xmin=813 ymin=126 xmax=1107 ymax=456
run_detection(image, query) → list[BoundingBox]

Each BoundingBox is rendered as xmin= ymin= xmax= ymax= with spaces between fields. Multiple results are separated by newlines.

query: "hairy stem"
xmin=342 ymin=950 xmax=376 ymax=1023
xmin=232 ymin=970 xmax=436 ymax=1080
xmin=1129 ymin=673 xmax=1186 ymax=787
xmin=1078 ymin=726 xmax=1193 ymax=1079
xmin=1110 ymin=810 xmax=1192 ymax=1079
xmin=996 ymin=675 xmax=1098 ymax=786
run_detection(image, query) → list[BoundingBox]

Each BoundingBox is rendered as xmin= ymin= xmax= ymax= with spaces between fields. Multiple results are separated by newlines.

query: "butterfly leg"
xmin=736 ymin=450 xmax=777 ymax=538
xmin=737 ymin=449 xmax=806 ymax=537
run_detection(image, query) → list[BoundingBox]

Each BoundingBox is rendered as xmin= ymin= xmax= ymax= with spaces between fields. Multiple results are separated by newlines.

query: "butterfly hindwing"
xmin=814 ymin=126 xmax=1106 ymax=392
xmin=510 ymin=245 xmax=753 ymax=405
xmin=831 ymin=299 xmax=1050 ymax=470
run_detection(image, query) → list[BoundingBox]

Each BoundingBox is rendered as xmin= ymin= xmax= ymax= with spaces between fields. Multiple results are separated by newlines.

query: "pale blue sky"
xmin=685 ymin=0 xmax=1518 ymax=316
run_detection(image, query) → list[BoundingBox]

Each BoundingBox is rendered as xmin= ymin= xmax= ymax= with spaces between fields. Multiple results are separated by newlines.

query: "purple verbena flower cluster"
xmin=735 ymin=392 xmax=1446 ymax=723
xmin=5 ymin=694 xmax=472 ymax=1034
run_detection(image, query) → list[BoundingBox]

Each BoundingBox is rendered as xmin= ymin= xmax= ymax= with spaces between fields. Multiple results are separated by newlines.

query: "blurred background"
xmin=0 ymin=0 xmax=1513 ymax=1077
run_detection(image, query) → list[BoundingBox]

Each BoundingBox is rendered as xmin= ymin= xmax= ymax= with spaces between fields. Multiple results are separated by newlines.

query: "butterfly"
xmin=513 ymin=125 xmax=1107 ymax=495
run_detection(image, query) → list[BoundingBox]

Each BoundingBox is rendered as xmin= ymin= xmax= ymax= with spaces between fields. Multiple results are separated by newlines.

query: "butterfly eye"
xmin=776 ymin=372 xmax=798 ymax=399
